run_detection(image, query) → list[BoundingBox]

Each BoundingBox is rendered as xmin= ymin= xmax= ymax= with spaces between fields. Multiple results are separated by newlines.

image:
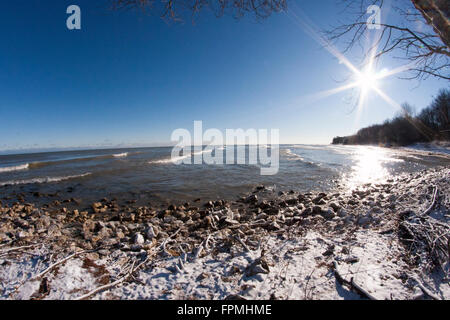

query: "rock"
xmin=285 ymin=198 xmax=298 ymax=206
xmin=47 ymin=224 xmax=62 ymax=237
xmin=337 ymin=209 xmax=348 ymax=218
xmin=134 ymin=233 xmax=145 ymax=245
xmin=301 ymin=207 xmax=313 ymax=216
xmin=16 ymin=231 xmax=29 ymax=240
xmin=116 ymin=230 xmax=125 ymax=239
xmin=145 ymin=225 xmax=157 ymax=240
xmin=36 ymin=216 xmax=51 ymax=229
xmin=312 ymin=193 xmax=327 ymax=204
xmin=92 ymin=202 xmax=102 ymax=209
xmin=130 ymin=244 xmax=143 ymax=252
xmin=245 ymin=195 xmax=258 ymax=204
xmin=204 ymin=201 xmax=214 ymax=208
xmin=357 ymin=215 xmax=372 ymax=226
xmin=196 ymin=272 xmax=210 ymax=281
xmin=266 ymin=207 xmax=279 ymax=215
xmin=345 ymin=256 xmax=359 ymax=264
xmin=322 ymin=245 xmax=335 ymax=256
xmin=83 ymin=220 xmax=96 ymax=233
xmin=256 ymin=213 xmax=268 ymax=220
xmin=245 ymin=257 xmax=270 ymax=277
xmin=329 ymin=203 xmax=340 ymax=212
xmin=320 ymin=209 xmax=336 ymax=220
xmin=266 ymin=221 xmax=281 ymax=231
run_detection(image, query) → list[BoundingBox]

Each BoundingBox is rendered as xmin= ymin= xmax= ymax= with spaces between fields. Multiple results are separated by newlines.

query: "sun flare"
xmin=357 ymin=68 xmax=379 ymax=93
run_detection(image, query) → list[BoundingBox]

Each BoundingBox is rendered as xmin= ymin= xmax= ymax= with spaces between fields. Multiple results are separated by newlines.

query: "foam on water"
xmin=113 ymin=152 xmax=128 ymax=158
xmin=0 ymin=172 xmax=91 ymax=187
xmin=0 ymin=163 xmax=30 ymax=173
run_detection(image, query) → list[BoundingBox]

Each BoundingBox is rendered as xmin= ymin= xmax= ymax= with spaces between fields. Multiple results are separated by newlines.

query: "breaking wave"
xmin=0 ymin=163 xmax=30 ymax=173
xmin=113 ymin=152 xmax=128 ymax=158
xmin=0 ymin=173 xmax=92 ymax=187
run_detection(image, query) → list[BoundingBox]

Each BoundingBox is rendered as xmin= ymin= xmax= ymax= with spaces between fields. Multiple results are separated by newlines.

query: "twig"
xmin=411 ymin=276 xmax=441 ymax=300
xmin=30 ymin=250 xmax=91 ymax=281
xmin=333 ymin=261 xmax=377 ymax=300
xmin=76 ymin=260 xmax=136 ymax=300
xmin=421 ymin=186 xmax=438 ymax=217
xmin=0 ymin=244 xmax=40 ymax=255
xmin=235 ymin=235 xmax=251 ymax=252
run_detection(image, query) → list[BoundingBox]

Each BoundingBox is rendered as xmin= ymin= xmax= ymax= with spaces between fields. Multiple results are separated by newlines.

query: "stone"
xmin=357 ymin=215 xmax=372 ymax=226
xmin=134 ymin=233 xmax=145 ymax=245
xmin=145 ymin=225 xmax=157 ymax=240
xmin=285 ymin=198 xmax=298 ymax=206
xmin=245 ymin=257 xmax=270 ymax=277
xmin=320 ymin=209 xmax=336 ymax=220
xmin=329 ymin=203 xmax=340 ymax=212
xmin=47 ymin=224 xmax=62 ymax=237
xmin=245 ymin=195 xmax=258 ymax=203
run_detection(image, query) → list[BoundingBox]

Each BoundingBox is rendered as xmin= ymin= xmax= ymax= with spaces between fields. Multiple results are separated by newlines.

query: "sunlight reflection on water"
xmin=346 ymin=147 xmax=404 ymax=189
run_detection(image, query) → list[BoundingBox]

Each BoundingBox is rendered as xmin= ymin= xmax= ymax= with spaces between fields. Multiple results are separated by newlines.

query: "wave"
xmin=284 ymin=149 xmax=305 ymax=161
xmin=149 ymin=148 xmax=215 ymax=165
xmin=8 ymin=152 xmax=131 ymax=171
xmin=0 ymin=163 xmax=30 ymax=173
xmin=0 ymin=173 xmax=91 ymax=187
xmin=113 ymin=152 xmax=128 ymax=158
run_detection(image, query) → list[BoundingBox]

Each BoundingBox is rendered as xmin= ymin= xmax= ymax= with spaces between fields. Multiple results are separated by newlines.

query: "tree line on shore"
xmin=332 ymin=89 xmax=450 ymax=146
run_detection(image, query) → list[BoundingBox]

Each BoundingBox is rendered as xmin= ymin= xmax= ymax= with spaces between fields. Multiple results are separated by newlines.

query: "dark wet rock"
xmin=266 ymin=207 xmax=279 ymax=215
xmin=245 ymin=257 xmax=270 ymax=277
xmin=322 ymin=245 xmax=335 ymax=256
xmin=285 ymin=198 xmax=298 ymax=206
xmin=312 ymin=193 xmax=327 ymax=204
xmin=245 ymin=195 xmax=258 ymax=204
xmin=204 ymin=201 xmax=214 ymax=208
xmin=345 ymin=256 xmax=360 ymax=264
xmin=329 ymin=203 xmax=340 ymax=212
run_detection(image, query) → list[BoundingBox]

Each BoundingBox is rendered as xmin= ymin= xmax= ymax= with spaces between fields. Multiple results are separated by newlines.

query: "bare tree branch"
xmin=326 ymin=0 xmax=450 ymax=80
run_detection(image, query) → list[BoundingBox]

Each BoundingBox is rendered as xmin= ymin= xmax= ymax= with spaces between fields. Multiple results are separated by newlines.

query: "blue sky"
xmin=0 ymin=0 xmax=447 ymax=152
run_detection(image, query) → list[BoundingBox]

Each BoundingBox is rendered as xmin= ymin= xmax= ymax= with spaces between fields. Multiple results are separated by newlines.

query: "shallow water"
xmin=0 ymin=145 xmax=448 ymax=206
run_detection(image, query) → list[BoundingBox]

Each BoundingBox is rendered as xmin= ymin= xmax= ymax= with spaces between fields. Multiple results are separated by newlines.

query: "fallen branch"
xmin=76 ymin=255 xmax=152 ymax=300
xmin=0 ymin=244 xmax=40 ymax=256
xmin=235 ymin=235 xmax=251 ymax=252
xmin=333 ymin=261 xmax=377 ymax=300
xmin=411 ymin=276 xmax=441 ymax=300
xmin=76 ymin=260 xmax=136 ymax=300
xmin=30 ymin=250 xmax=91 ymax=281
xmin=421 ymin=186 xmax=438 ymax=217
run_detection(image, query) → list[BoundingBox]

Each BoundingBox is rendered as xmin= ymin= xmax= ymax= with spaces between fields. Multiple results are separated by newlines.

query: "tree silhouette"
xmin=327 ymin=0 xmax=449 ymax=80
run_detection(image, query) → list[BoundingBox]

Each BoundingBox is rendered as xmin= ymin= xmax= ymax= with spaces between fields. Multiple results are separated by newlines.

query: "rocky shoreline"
xmin=0 ymin=166 xmax=449 ymax=300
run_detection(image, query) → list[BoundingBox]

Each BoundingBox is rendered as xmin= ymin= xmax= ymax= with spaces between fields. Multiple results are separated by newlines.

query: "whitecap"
xmin=0 ymin=163 xmax=29 ymax=173
xmin=0 ymin=172 xmax=91 ymax=187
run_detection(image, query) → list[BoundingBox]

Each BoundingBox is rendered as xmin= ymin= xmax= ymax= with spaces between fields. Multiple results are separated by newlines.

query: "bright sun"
xmin=357 ymin=69 xmax=379 ymax=92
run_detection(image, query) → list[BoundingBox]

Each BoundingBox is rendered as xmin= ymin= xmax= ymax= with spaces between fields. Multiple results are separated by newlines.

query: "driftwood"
xmin=420 ymin=186 xmax=438 ymax=217
xmin=411 ymin=277 xmax=442 ymax=300
xmin=399 ymin=186 xmax=449 ymax=273
xmin=29 ymin=250 xmax=91 ymax=281
xmin=0 ymin=244 xmax=40 ymax=257
xmin=333 ymin=261 xmax=377 ymax=300
xmin=76 ymin=255 xmax=152 ymax=300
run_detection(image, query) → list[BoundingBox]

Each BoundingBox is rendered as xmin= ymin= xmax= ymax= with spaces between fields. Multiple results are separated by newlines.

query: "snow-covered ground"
xmin=1 ymin=167 xmax=449 ymax=300
xmin=402 ymin=141 xmax=450 ymax=157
